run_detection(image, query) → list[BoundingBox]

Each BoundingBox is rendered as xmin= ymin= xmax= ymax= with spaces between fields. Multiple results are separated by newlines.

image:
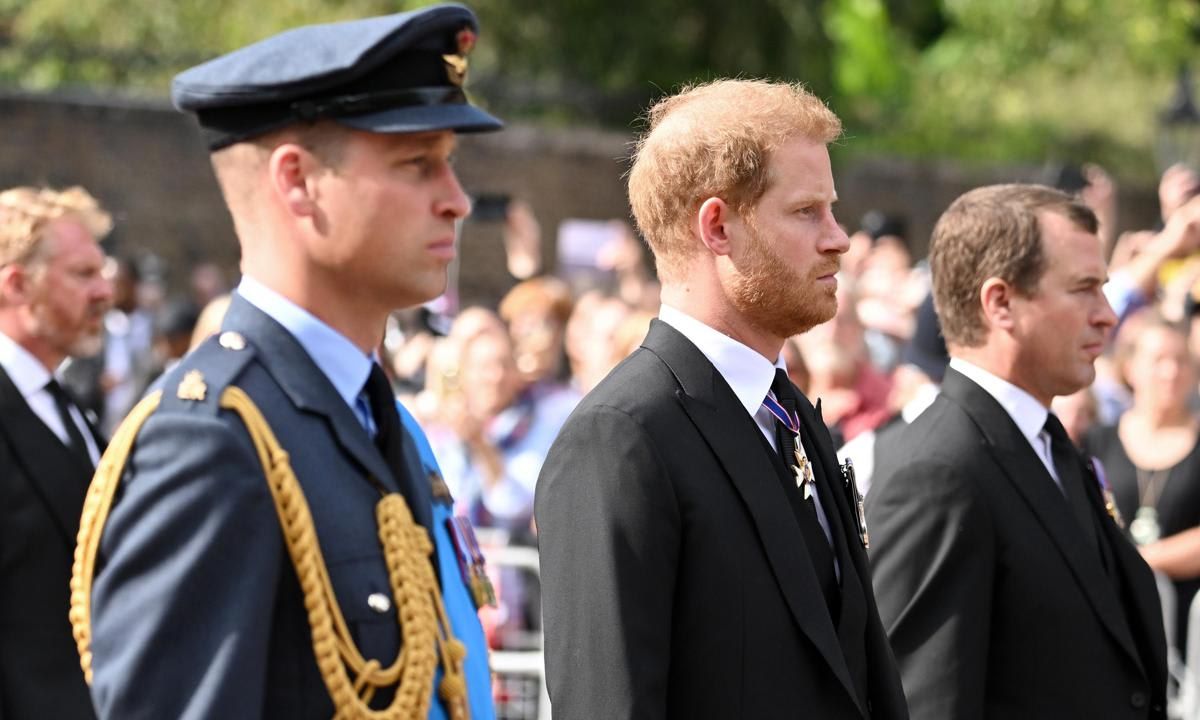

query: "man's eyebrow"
xmin=782 ymin=191 xmax=838 ymax=205
xmin=1071 ymin=273 xmax=1108 ymax=286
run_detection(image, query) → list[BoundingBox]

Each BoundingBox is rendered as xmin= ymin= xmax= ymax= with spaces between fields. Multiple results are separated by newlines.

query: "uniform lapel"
xmin=0 ymin=365 xmax=91 ymax=546
xmin=941 ymin=368 xmax=1142 ymax=666
xmin=641 ymin=321 xmax=864 ymax=714
xmin=222 ymin=296 xmax=433 ymax=531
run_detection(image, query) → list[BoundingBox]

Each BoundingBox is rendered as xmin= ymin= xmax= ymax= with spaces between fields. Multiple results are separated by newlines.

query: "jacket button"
xmin=367 ymin=593 xmax=392 ymax=614
xmin=1130 ymin=691 xmax=1147 ymax=709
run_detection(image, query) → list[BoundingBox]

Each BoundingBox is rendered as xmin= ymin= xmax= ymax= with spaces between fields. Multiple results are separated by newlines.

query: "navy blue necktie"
xmin=1044 ymin=413 xmax=1101 ymax=558
xmin=362 ymin=363 xmax=423 ymax=512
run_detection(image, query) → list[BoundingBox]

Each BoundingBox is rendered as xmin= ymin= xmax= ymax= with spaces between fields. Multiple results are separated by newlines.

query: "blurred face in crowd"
xmin=459 ymin=331 xmax=521 ymax=420
xmin=1127 ymin=323 xmax=1195 ymax=417
xmin=112 ymin=260 xmax=139 ymax=313
xmin=23 ymin=217 xmax=113 ymax=365
xmin=309 ymin=129 xmax=470 ymax=314
xmin=509 ymin=310 xmax=564 ymax=384
xmin=725 ymin=136 xmax=849 ymax=339
xmin=1008 ymin=211 xmax=1116 ymax=406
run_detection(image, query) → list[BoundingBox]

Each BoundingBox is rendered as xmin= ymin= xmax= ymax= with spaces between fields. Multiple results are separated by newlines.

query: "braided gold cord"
xmin=69 ymin=390 xmax=165 ymax=683
xmin=69 ymin=385 xmax=471 ymax=719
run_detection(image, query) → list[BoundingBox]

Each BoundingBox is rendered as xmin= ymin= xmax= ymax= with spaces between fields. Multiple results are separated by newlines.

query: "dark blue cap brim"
xmin=335 ymin=102 xmax=502 ymax=134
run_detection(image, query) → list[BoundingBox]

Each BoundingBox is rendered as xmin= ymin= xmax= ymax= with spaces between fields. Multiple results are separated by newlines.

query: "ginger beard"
xmin=727 ymin=220 xmax=840 ymax=340
xmin=29 ymin=292 xmax=107 ymax=359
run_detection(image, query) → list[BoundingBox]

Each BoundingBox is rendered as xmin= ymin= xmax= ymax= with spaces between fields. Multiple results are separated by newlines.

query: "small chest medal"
xmin=793 ymin=442 xmax=815 ymax=500
xmin=446 ymin=515 xmax=497 ymax=609
xmin=1087 ymin=456 xmax=1124 ymax=528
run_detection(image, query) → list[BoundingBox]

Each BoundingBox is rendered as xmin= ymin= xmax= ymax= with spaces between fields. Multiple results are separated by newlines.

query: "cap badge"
xmin=456 ymin=28 xmax=476 ymax=55
xmin=442 ymin=27 xmax=475 ymax=87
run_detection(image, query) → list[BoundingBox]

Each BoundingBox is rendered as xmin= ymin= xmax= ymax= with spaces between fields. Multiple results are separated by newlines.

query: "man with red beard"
xmin=0 ymin=185 xmax=112 ymax=719
xmin=535 ymin=79 xmax=908 ymax=719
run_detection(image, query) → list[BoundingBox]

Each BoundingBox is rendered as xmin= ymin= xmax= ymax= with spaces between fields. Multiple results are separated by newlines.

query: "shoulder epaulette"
xmin=155 ymin=331 xmax=258 ymax=416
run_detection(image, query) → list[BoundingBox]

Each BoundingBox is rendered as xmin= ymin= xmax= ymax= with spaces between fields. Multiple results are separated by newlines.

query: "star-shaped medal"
xmin=792 ymin=442 xmax=815 ymax=500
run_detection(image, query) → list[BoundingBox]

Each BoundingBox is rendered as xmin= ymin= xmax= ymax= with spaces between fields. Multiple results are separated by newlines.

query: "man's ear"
xmin=0 ymin=263 xmax=30 ymax=304
xmin=980 ymin=277 xmax=1017 ymax=331
xmin=268 ymin=143 xmax=321 ymax=220
xmin=697 ymin=197 xmax=735 ymax=257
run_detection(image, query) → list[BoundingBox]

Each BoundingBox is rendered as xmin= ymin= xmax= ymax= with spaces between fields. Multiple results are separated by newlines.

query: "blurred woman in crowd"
xmin=1086 ymin=313 xmax=1200 ymax=653
xmin=498 ymin=276 xmax=575 ymax=398
xmin=425 ymin=309 xmax=575 ymax=536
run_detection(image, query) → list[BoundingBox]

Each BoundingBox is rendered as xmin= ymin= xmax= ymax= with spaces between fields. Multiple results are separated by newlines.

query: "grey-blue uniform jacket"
xmin=87 ymin=294 xmax=494 ymax=719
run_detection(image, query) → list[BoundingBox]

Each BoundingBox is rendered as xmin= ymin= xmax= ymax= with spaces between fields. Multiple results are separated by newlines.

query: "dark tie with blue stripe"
xmin=769 ymin=369 xmax=838 ymax=616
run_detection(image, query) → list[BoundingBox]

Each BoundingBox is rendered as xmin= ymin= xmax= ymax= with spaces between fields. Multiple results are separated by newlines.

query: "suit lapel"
xmin=1085 ymin=459 xmax=1168 ymax=686
xmin=941 ymin=368 xmax=1141 ymax=666
xmin=641 ymin=321 xmax=863 ymax=714
xmin=222 ymin=296 xmax=434 ymax=531
xmin=0 ymin=365 xmax=91 ymax=546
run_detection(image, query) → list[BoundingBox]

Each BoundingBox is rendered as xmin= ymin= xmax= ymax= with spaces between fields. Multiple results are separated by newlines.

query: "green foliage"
xmin=0 ymin=0 xmax=1196 ymax=175
xmin=0 ymin=0 xmax=427 ymax=89
xmin=469 ymin=0 xmax=837 ymax=126
xmin=829 ymin=0 xmax=1200 ymax=179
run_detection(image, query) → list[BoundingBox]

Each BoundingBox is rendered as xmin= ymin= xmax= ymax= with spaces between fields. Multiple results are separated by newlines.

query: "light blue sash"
xmin=397 ymin=401 xmax=496 ymax=720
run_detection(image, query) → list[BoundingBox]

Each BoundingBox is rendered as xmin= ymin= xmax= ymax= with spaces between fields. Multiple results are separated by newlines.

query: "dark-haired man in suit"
xmin=866 ymin=184 xmax=1168 ymax=719
xmin=536 ymin=79 xmax=908 ymax=719
xmin=0 ymin=185 xmax=112 ymax=719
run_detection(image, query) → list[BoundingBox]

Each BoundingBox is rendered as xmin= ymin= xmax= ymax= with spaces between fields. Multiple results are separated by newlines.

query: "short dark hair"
xmin=930 ymin=183 xmax=1098 ymax=348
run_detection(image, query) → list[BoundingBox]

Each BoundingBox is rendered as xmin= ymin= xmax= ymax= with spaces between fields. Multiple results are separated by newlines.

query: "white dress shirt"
xmin=659 ymin=304 xmax=836 ymax=548
xmin=0 ymin=329 xmax=101 ymax=464
xmin=949 ymin=357 xmax=1063 ymax=490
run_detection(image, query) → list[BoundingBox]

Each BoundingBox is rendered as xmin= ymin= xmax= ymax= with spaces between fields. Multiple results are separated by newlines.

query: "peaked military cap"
xmin=172 ymin=3 xmax=502 ymax=151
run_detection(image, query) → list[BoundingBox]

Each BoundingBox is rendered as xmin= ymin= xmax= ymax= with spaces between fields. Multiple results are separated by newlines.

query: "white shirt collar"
xmin=658 ymin=304 xmax=785 ymax=416
xmin=235 ymin=275 xmax=373 ymax=411
xmin=949 ymin=356 xmax=1048 ymax=448
xmin=0 ymin=329 xmax=53 ymax=398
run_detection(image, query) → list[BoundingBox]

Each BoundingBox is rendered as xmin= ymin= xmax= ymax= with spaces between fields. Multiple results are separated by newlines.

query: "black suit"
xmin=536 ymin=320 xmax=908 ymax=719
xmin=0 ymin=365 xmax=101 ymax=720
xmin=866 ymin=367 xmax=1167 ymax=719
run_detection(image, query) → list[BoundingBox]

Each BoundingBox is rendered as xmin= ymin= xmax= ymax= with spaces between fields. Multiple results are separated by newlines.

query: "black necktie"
xmin=1044 ymin=413 xmax=1100 ymax=557
xmin=770 ymin=369 xmax=839 ymax=615
xmin=362 ymin=363 xmax=420 ymax=506
xmin=45 ymin=378 xmax=93 ymax=470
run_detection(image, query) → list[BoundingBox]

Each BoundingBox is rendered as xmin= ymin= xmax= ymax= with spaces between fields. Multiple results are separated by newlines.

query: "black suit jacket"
xmin=0 ymin=364 xmax=101 ymax=720
xmin=535 ymin=320 xmax=908 ymax=719
xmin=865 ymin=367 xmax=1167 ymax=719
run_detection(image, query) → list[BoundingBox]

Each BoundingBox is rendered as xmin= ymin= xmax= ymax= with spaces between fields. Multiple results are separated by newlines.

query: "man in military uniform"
xmin=80 ymin=6 xmax=501 ymax=718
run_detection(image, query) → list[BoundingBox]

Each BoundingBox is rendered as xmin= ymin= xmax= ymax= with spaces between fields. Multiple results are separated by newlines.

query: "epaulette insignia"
xmin=218 ymin=331 xmax=247 ymax=351
xmin=429 ymin=471 xmax=454 ymax=503
xmin=177 ymin=370 xmax=208 ymax=401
